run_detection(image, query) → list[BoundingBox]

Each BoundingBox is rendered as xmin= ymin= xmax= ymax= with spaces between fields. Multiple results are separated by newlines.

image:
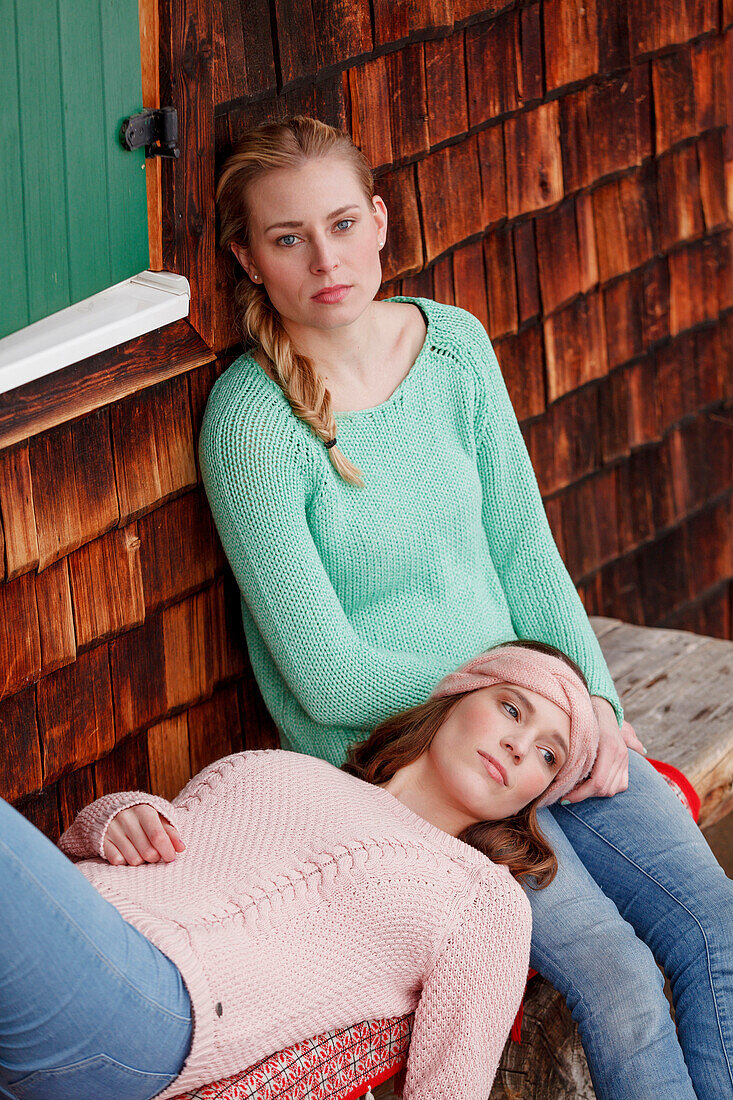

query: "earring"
xmin=251 ymin=273 xmax=260 ymax=282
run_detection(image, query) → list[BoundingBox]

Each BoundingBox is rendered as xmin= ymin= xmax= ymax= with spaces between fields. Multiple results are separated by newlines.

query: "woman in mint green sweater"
xmin=201 ymin=116 xmax=733 ymax=1100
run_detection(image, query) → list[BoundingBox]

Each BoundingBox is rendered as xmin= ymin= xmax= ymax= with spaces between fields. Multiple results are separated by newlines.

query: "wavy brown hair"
xmin=342 ymin=640 xmax=589 ymax=889
xmin=217 ymin=115 xmax=374 ymax=487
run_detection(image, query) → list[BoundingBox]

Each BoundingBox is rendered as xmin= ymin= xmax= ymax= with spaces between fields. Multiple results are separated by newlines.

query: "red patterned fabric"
xmin=174 ymin=1014 xmax=412 ymax=1100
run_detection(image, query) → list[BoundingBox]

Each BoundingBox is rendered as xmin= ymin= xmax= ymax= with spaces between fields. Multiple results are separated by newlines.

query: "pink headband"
xmin=430 ymin=646 xmax=599 ymax=808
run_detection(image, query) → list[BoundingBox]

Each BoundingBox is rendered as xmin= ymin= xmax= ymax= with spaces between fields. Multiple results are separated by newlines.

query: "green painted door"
xmin=2 ymin=0 xmax=149 ymax=340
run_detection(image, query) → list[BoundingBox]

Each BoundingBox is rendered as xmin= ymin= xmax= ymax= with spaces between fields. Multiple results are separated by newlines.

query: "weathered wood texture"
xmin=0 ymin=2 xmax=731 ymax=838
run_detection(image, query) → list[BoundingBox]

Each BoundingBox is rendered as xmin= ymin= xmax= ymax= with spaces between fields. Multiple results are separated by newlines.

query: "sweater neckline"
xmin=365 ymin=777 xmax=488 ymax=865
xmin=333 ymin=296 xmax=433 ymax=421
xmin=240 ymin=296 xmax=436 ymax=421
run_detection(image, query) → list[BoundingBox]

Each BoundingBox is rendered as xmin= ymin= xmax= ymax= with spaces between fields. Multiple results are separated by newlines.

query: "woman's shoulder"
xmin=388 ymin=296 xmax=491 ymax=350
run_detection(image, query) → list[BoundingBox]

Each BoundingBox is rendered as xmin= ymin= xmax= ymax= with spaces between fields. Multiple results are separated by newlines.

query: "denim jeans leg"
xmin=0 ymin=797 xmax=192 ymax=1100
xmin=526 ymin=806 xmax=696 ymax=1100
xmin=552 ymin=752 xmax=733 ymax=1100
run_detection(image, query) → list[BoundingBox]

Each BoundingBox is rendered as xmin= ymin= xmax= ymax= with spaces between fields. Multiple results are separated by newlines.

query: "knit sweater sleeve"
xmin=58 ymin=792 xmax=179 ymax=861
xmin=199 ymin=383 xmax=444 ymax=731
xmin=403 ymin=872 xmax=532 ymax=1100
xmin=461 ymin=311 xmax=623 ymax=724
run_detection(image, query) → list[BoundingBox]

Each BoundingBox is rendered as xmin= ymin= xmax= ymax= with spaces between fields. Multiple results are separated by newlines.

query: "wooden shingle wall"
xmin=2 ymin=0 xmax=732 ymax=836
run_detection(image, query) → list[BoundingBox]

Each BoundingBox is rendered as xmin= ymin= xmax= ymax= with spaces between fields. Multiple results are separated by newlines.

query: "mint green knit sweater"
xmin=200 ymin=298 xmax=622 ymax=766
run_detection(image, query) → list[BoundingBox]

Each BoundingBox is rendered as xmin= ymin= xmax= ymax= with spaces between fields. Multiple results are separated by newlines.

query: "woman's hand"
xmin=562 ymin=696 xmax=646 ymax=804
xmin=103 ymin=805 xmax=185 ymax=866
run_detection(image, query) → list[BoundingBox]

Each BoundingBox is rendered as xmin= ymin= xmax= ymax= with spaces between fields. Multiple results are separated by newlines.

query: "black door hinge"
xmin=120 ymin=107 xmax=179 ymax=159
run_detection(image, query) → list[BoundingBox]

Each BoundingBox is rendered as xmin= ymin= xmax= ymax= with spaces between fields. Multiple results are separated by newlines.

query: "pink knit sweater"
xmin=59 ymin=750 xmax=531 ymax=1100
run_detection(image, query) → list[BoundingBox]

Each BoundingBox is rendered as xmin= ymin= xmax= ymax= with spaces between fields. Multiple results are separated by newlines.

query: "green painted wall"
xmin=2 ymin=0 xmax=149 ymax=340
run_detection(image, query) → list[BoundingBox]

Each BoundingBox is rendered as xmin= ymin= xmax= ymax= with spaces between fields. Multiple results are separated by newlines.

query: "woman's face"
xmin=427 ymin=684 xmax=571 ymax=824
xmin=231 ymin=154 xmax=387 ymax=334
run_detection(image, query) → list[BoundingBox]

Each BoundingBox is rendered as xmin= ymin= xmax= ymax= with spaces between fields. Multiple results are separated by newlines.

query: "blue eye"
xmin=502 ymin=701 xmax=519 ymax=720
xmin=540 ymin=747 xmax=557 ymax=767
xmin=335 ymin=219 xmax=354 ymax=231
xmin=277 ymin=234 xmax=298 ymax=246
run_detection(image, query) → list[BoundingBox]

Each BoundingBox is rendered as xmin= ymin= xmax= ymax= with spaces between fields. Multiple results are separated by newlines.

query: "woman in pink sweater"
xmin=0 ymin=642 xmax=597 ymax=1100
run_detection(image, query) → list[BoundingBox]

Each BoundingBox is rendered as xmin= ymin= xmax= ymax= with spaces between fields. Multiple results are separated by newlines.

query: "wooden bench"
xmin=376 ymin=617 xmax=733 ymax=1100
xmin=489 ymin=616 xmax=733 ymax=1100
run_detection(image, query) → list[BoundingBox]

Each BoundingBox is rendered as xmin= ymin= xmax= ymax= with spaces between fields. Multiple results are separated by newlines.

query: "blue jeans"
xmin=0 ymin=797 xmax=192 ymax=1100
xmin=529 ymin=752 xmax=733 ymax=1100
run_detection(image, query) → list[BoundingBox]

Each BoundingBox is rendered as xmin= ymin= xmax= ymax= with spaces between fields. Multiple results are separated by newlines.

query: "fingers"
xmin=562 ymin=739 xmax=629 ymax=804
xmin=103 ymin=839 xmax=125 ymax=866
xmin=104 ymin=806 xmax=184 ymax=865
xmin=620 ymin=719 xmax=647 ymax=756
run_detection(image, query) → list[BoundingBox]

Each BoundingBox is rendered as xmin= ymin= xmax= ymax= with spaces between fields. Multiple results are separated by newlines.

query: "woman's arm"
xmin=463 ymin=312 xmax=624 ymax=726
xmin=58 ymin=791 xmax=179 ymax=862
xmin=199 ymin=394 xmax=445 ymax=732
xmin=403 ymin=874 xmax=531 ymax=1100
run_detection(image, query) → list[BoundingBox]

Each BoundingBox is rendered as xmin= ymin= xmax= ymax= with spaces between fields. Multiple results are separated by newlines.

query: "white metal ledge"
xmin=0 ymin=271 xmax=191 ymax=397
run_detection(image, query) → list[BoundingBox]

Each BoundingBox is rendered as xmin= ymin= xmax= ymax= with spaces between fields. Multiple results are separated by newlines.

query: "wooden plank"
xmin=452 ymin=240 xmax=489 ymax=332
xmin=597 ymin=0 xmax=631 ymax=72
xmin=111 ymin=374 xmax=197 ymax=524
xmin=642 ymin=256 xmax=670 ymax=346
xmin=543 ymin=0 xmax=599 ymax=92
xmin=138 ymin=489 xmax=223 ymax=613
xmin=0 ymin=442 xmax=38 ymax=578
xmin=599 ymin=356 xmax=659 ymax=464
xmin=586 ymin=74 xmax=644 ymax=180
xmin=431 ymin=255 xmax=455 ymax=306
xmin=637 ymin=528 xmax=691 ymax=625
xmin=683 ymin=499 xmax=733 ymax=594
xmin=385 ymin=43 xmax=430 ymax=161
xmin=15 ymin=786 xmax=61 ymax=843
xmin=592 ymin=171 xmax=657 ymax=283
xmin=558 ymin=88 xmax=593 ymax=194
xmin=0 ymin=320 xmax=215 ymax=451
xmin=0 ymin=572 xmax=41 ymax=700
xmin=37 ymin=644 xmax=115 ymax=784
xmin=139 ymin=0 xmax=162 ymax=270
xmin=692 ymin=36 xmax=727 ymax=131
xmin=628 ymin=0 xmax=717 ymax=57
xmin=273 ymin=0 xmax=317 ymax=88
xmin=371 ymin=0 xmax=452 ymax=45
xmin=35 ymin=558 xmax=76 ymax=675
xmin=581 ymin=555 xmax=645 ymax=624
xmin=543 ymin=291 xmax=607 ymax=403
xmin=603 ymin=270 xmax=644 ymax=369
xmin=95 ymin=731 xmax=150 ymax=798
xmin=58 ymin=763 xmax=96 ymax=831
xmin=697 ymin=130 xmax=729 ymax=231
xmin=208 ymin=576 xmax=248 ymax=686
xmin=283 ymin=73 xmax=348 ymax=131
xmin=668 ymin=239 xmax=721 ymax=336
xmin=30 ymin=411 xmax=119 ymax=571
xmin=656 ymin=145 xmax=704 ymax=251
xmin=109 ymin=615 xmax=168 ymax=739
xmin=161 ymin=589 xmax=215 ymax=711
xmin=374 ymin=166 xmax=423 ymax=282
xmin=347 ymin=57 xmax=393 ymax=171
xmin=237 ymin=671 xmax=280 ymax=751
xmin=694 ymin=325 xmax=726 ymax=408
xmin=523 ymin=387 xmax=598 ymax=496
xmin=425 ymin=32 xmax=468 ymax=147
xmin=0 ymin=686 xmax=42 ymax=803
xmin=656 ymin=333 xmax=697 ymax=429
xmin=520 ymin=5 xmax=543 ymax=103
xmin=483 ymin=227 xmax=518 ymax=338
xmin=416 ymin=137 xmax=484 ymax=261
xmin=504 ymin=102 xmax=563 ymax=219
xmin=159 ymin=0 xmax=215 ymax=346
xmin=652 ymin=49 xmax=697 ymax=155
xmin=147 ymin=713 xmax=191 ymax=802
xmin=476 ymin=125 xmax=507 ymax=228
xmin=465 ymin=10 xmax=522 ymax=125
xmin=310 ymin=0 xmax=372 ymax=71
xmin=535 ymin=200 xmax=582 ymax=315
xmin=68 ymin=525 xmax=146 ymax=649
xmin=513 ymin=220 xmax=540 ymax=324
xmin=401 ymin=269 xmax=434 ymax=299
xmin=213 ymin=0 xmax=275 ymax=102
xmin=493 ymin=326 xmax=545 ymax=421
xmin=188 ymin=684 xmax=241 ymax=776
xmin=614 ymin=452 xmax=654 ymax=555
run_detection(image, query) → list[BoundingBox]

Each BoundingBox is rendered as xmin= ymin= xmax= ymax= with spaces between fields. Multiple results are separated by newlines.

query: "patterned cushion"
xmin=174 ymin=1014 xmax=412 ymax=1100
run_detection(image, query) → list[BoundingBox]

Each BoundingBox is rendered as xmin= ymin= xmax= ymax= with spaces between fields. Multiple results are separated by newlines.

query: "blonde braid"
xmin=237 ymin=278 xmax=364 ymax=487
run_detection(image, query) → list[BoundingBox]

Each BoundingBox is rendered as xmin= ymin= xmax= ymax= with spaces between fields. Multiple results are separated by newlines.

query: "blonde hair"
xmin=217 ymin=116 xmax=376 ymax=487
